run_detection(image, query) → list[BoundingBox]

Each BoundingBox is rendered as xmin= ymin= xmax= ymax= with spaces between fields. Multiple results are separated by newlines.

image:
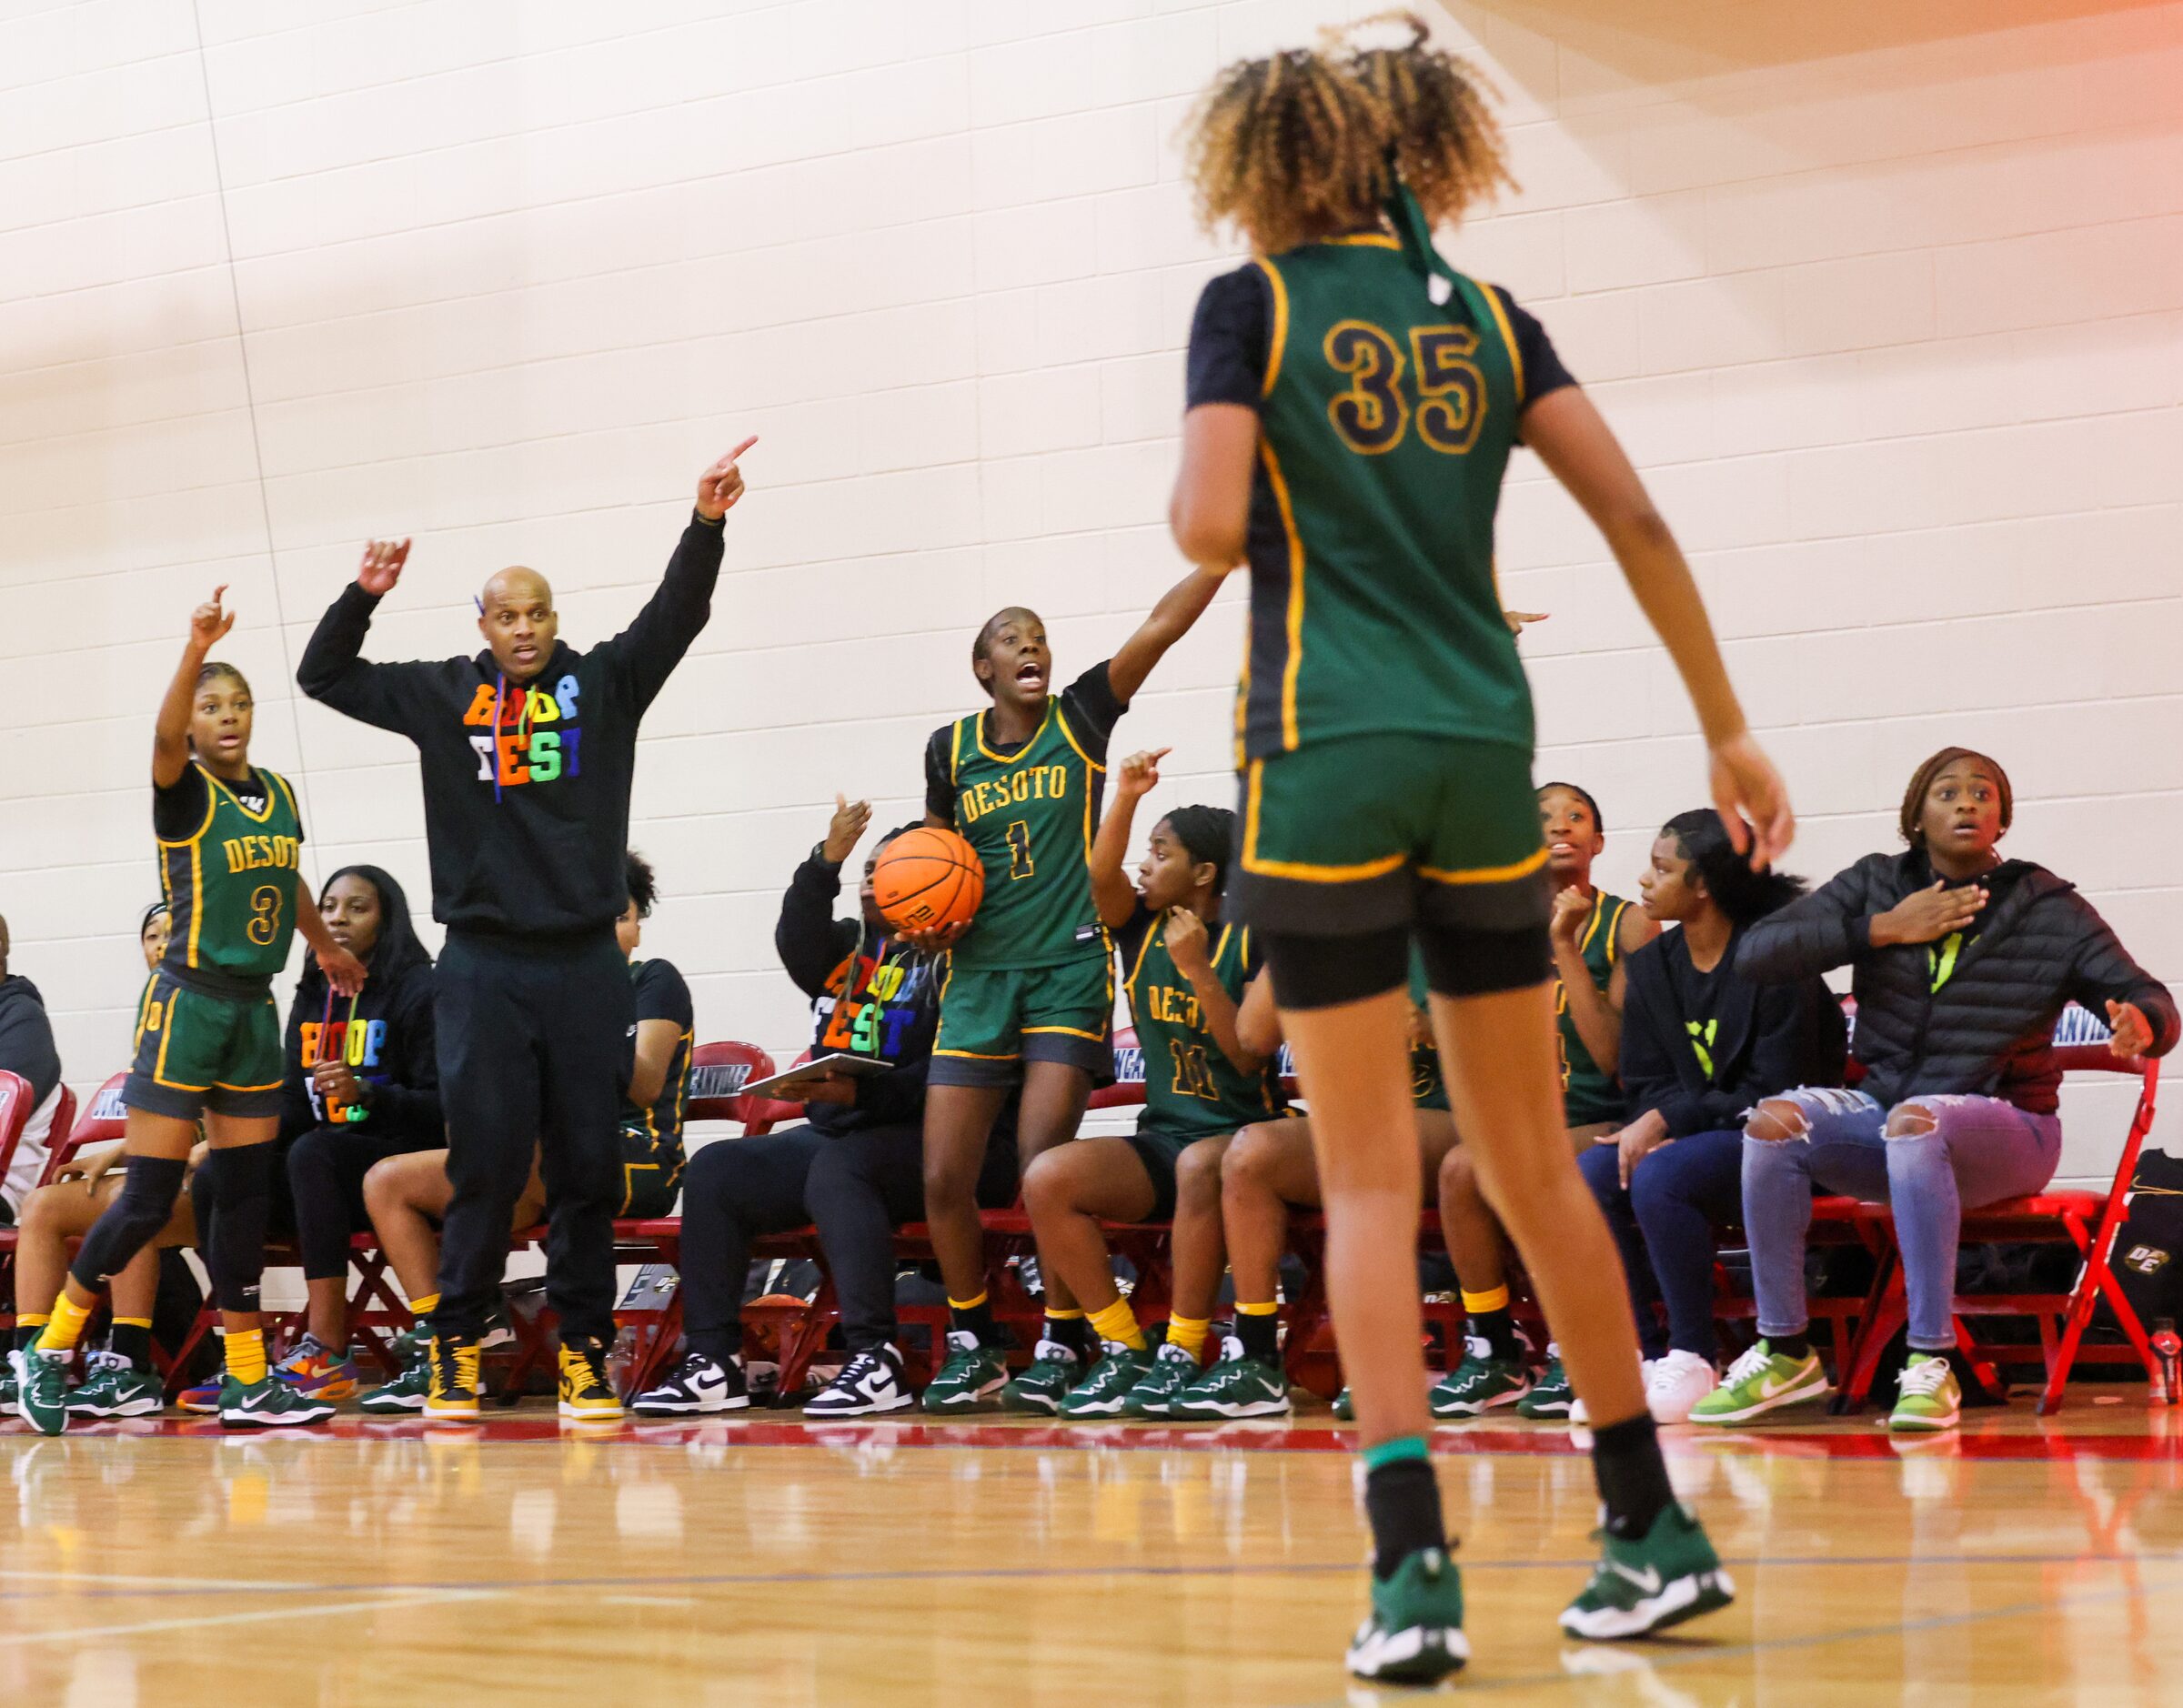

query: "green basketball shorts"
xmin=1229 ymin=732 xmax=1551 ymax=938
xmin=125 ymin=970 xmax=284 ymax=1120
xmin=931 ymin=955 xmax=1114 ymax=1088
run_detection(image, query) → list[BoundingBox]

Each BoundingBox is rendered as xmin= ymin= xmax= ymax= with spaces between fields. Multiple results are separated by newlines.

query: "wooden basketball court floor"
xmin=5 ymin=1391 xmax=2182 ymax=1705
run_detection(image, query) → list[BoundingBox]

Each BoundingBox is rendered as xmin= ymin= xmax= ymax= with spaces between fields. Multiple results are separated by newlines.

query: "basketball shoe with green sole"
xmin=999 ymin=1341 xmax=1079 ymax=1415
xmin=1345 ymin=1546 xmax=1468 ymax=1683
xmin=1515 ymin=1347 xmax=1573 ymax=1419
xmin=922 ymin=1332 xmax=1008 ymax=1414
xmin=1170 ymin=1338 xmax=1292 ymax=1421
xmin=1121 ymin=1340 xmax=1202 ymax=1418
xmin=1429 ymin=1337 xmax=1534 ymax=1418
xmin=219 ymin=1375 xmax=337 ymax=1430
xmin=1559 ymin=1503 xmax=1735 ymax=1640
xmin=1058 ymin=1344 xmax=1151 ymax=1418
xmin=65 ymin=1352 xmax=164 ymax=1419
xmin=11 ymin=1347 xmax=70 ymax=1436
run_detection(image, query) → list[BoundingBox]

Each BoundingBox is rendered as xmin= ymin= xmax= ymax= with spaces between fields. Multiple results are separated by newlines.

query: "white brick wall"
xmin=1 ymin=0 xmax=2177 ymax=1182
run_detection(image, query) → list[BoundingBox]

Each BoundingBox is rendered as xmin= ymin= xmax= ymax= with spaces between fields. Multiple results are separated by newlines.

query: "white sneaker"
xmin=805 ymin=1344 xmax=915 ymax=1417
xmin=1645 ymin=1351 xmax=1719 ymax=1424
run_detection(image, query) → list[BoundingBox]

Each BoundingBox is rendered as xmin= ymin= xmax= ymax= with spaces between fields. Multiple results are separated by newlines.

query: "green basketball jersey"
xmin=1558 ymin=891 xmax=1632 ymax=1124
xmin=944 ymin=699 xmax=1106 ymax=970
xmin=1122 ymin=909 xmax=1283 ymax=1138
xmin=157 ymin=762 xmax=305 ymax=992
xmin=1239 ymin=234 xmax=1531 ymax=762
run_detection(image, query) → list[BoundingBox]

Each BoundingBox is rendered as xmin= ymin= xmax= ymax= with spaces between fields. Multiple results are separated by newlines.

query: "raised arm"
xmin=1090 ymin=749 xmax=1166 ymax=929
xmin=598 ymin=443 xmax=755 ymax=712
xmin=776 ymin=797 xmax=868 ymax=999
xmin=297 ymin=538 xmax=425 ymax=734
xmin=154 ymin=588 xmax=236 ymax=788
xmin=1523 ymin=387 xmax=1792 ymax=865
xmin=1107 ymin=564 xmax=1228 ymax=704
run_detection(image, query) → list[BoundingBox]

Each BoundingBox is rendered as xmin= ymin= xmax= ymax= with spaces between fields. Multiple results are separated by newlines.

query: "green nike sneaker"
xmin=1059 ymin=1343 xmax=1152 ymax=1419
xmin=1000 ymin=1340 xmax=1081 ymax=1415
xmin=1170 ymin=1337 xmax=1292 ymax=1421
xmin=1888 ymin=1352 xmax=1962 ymax=1433
xmin=1122 ymin=1339 xmax=1202 ymax=1418
xmin=922 ymin=1331 xmax=1009 ymax=1415
xmin=358 ymin=1344 xmax=433 ymax=1415
xmin=12 ymin=1347 xmax=71 ymax=1436
xmin=1332 ymin=1386 xmax=1354 ymax=1421
xmin=1429 ymin=1336 xmax=1534 ymax=1418
xmin=1688 ymin=1341 xmax=1830 ymax=1425
xmin=1559 ymin=1503 xmax=1735 ymax=1640
xmin=1515 ymin=1347 xmax=1573 ymax=1419
xmin=65 ymin=1352 xmax=165 ymax=1419
xmin=1345 ymin=1546 xmax=1468 ymax=1683
xmin=220 ymin=1374 xmax=337 ymax=1430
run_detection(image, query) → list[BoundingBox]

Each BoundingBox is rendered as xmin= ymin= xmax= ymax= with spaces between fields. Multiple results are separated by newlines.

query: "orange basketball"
xmin=871 ymin=826 xmax=986 ymax=934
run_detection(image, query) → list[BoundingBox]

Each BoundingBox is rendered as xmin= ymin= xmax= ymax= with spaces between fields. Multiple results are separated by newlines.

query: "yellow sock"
xmin=19 ymin=1312 xmax=49 ymax=1333
xmin=1045 ymin=1307 xmax=1085 ymax=1322
xmin=947 ymin=1291 xmax=988 ymax=1312
xmin=36 ymin=1293 xmax=92 ymax=1355
xmin=1165 ymin=1315 xmax=1210 ymax=1358
xmin=408 ymin=1291 xmax=440 ymax=1318
xmin=1461 ymin=1285 xmax=1511 ymax=1314
xmin=112 ymin=1316 xmax=153 ymax=1330
xmin=226 ymin=1329 xmax=267 ymax=1385
xmin=1235 ymin=1299 xmax=1280 ymax=1317
xmin=1087 ymin=1297 xmax=1146 ymax=1353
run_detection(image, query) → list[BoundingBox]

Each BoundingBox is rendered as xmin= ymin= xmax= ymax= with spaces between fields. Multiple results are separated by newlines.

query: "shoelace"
xmin=438 ymin=1342 xmax=480 ymax=1393
xmin=832 ymin=1351 xmax=885 ymax=1390
xmin=560 ymin=1351 xmax=612 ymax=1398
xmin=1722 ymin=1344 xmax=1775 ymax=1386
xmin=1900 ymin=1358 xmax=1951 ymax=1397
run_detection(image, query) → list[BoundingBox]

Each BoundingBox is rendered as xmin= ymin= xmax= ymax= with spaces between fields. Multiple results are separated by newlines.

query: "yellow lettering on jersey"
xmin=1148 ymin=985 xmax=1202 ymax=1030
xmin=222 ymin=834 xmax=299 ymax=874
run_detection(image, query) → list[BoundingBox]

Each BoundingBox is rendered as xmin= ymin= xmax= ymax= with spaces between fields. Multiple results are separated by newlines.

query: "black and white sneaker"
xmin=804 ymin=1345 xmax=914 ymax=1417
xmin=631 ymin=1352 xmax=749 ymax=1417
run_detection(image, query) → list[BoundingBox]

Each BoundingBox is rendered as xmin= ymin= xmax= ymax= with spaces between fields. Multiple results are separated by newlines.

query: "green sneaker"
xmin=1430 ymin=1336 xmax=1534 ymax=1418
xmin=1332 ymin=1386 xmax=1354 ymax=1421
xmin=359 ymin=1345 xmax=433 ymax=1415
xmin=65 ymin=1352 xmax=164 ymax=1419
xmin=1345 ymin=1546 xmax=1468 ymax=1683
xmin=1888 ymin=1352 xmax=1962 ymax=1433
xmin=1515 ymin=1346 xmax=1573 ymax=1419
xmin=1559 ymin=1503 xmax=1735 ymax=1640
xmin=1170 ymin=1337 xmax=1292 ymax=1421
xmin=11 ymin=1347 xmax=70 ymax=1436
xmin=1688 ymin=1340 xmax=1830 ymax=1425
xmin=1059 ymin=1343 xmax=1152 ymax=1419
xmin=219 ymin=1374 xmax=337 ymax=1429
xmin=0 ymin=1355 xmax=17 ymax=1412
xmin=922 ymin=1331 xmax=1009 ymax=1415
xmin=1122 ymin=1340 xmax=1202 ymax=1418
xmin=1000 ymin=1339 xmax=1081 ymax=1415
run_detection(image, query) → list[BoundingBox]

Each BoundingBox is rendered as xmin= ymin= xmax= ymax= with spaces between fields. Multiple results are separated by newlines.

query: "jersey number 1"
xmin=1005 ymin=819 xmax=1034 ymax=881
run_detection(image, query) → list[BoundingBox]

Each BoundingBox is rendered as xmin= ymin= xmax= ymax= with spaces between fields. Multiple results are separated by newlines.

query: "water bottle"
xmin=2153 ymin=1318 xmax=2180 ymax=1406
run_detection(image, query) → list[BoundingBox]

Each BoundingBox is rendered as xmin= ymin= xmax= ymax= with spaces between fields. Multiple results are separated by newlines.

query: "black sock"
xmin=686 ymin=1328 xmax=739 ymax=1368
xmin=951 ymin=1296 xmax=998 ymax=1346
xmin=1044 ymin=1313 xmax=1092 ymax=1361
xmin=1233 ymin=1310 xmax=1280 ymax=1364
xmin=1768 ymin=1331 xmax=1811 ymax=1361
xmin=1591 ymin=1413 xmax=1675 ymax=1540
xmin=14 ymin=1325 xmax=39 ymax=1353
xmin=1364 ymin=1456 xmax=1448 ymax=1579
xmin=1470 ymin=1305 xmax=1519 ymax=1361
xmin=108 ymin=1321 xmax=153 ymax=1371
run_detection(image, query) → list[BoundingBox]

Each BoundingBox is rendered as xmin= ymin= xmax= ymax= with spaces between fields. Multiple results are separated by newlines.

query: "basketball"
xmin=870 ymin=826 xmax=985 ymax=933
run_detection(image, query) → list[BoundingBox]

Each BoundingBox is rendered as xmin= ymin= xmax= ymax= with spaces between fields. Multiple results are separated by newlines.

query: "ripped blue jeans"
xmin=1742 ymin=1088 xmax=2062 ymax=1352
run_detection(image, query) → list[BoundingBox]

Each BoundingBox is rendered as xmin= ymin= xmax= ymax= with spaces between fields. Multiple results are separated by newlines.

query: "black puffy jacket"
xmin=1736 ymin=849 xmax=2176 ymax=1115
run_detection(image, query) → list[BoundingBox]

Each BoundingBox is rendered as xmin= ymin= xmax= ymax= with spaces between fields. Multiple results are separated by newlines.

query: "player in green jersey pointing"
xmin=14 ymin=588 xmax=365 ymax=1436
xmin=1164 ymin=20 xmax=1793 ymax=1681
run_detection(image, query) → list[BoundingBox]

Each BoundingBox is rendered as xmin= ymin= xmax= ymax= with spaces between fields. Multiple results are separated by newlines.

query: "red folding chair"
xmin=1835 ymin=1038 xmax=2164 ymax=1416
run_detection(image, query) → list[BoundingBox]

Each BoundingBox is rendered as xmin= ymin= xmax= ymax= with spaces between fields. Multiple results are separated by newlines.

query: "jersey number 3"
xmin=1324 ymin=321 xmax=1486 ymax=457
xmin=247 ymin=884 xmax=284 ymax=947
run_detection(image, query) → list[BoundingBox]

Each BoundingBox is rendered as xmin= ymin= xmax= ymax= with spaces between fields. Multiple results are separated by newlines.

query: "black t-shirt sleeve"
xmin=633 ymin=959 xmax=693 ymax=1030
xmin=923 ymin=726 xmax=958 ymax=825
xmin=1492 ymin=286 xmax=1576 ymax=438
xmin=1060 ymin=661 xmax=1127 ymax=765
xmin=1185 ymin=265 xmax=1273 ymax=411
xmin=151 ymin=765 xmax=209 ymax=843
xmin=1112 ymin=902 xmax=1155 ymax=980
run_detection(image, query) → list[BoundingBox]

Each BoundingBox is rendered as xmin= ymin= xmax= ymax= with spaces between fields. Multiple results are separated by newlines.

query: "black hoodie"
xmin=775 ymin=848 xmax=944 ymax=1135
xmin=0 ymin=974 xmax=60 ymax=1110
xmin=278 ymin=866 xmax=440 ymax=1147
xmin=1737 ymin=849 xmax=2178 ymax=1114
xmin=297 ymin=514 xmax=724 ymax=935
